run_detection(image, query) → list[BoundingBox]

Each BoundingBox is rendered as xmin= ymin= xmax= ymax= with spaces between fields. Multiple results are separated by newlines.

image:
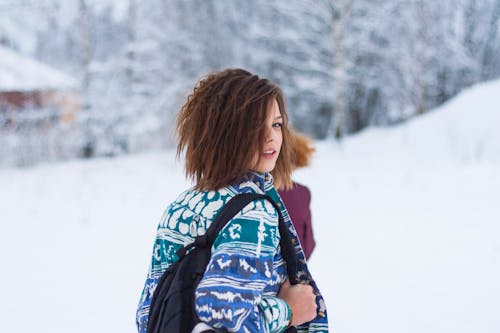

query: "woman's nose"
xmin=265 ymin=128 xmax=274 ymax=142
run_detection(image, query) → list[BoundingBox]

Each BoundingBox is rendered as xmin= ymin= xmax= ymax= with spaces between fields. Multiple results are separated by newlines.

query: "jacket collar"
xmin=231 ymin=170 xmax=273 ymax=193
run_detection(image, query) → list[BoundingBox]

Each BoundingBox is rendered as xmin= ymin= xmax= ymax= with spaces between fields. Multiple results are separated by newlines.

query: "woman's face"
xmin=250 ymin=99 xmax=283 ymax=173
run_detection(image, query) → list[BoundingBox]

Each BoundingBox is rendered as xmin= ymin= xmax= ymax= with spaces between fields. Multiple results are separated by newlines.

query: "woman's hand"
xmin=277 ymin=279 xmax=317 ymax=326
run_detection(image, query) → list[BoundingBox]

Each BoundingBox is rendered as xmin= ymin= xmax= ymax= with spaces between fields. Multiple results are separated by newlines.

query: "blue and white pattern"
xmin=136 ymin=171 xmax=329 ymax=333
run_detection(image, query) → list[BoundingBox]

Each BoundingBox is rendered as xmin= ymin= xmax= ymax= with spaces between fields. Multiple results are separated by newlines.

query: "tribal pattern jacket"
xmin=136 ymin=171 xmax=329 ymax=333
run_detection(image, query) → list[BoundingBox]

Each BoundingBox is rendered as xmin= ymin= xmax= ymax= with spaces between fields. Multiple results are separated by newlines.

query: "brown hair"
xmin=290 ymin=130 xmax=315 ymax=169
xmin=273 ymin=129 xmax=315 ymax=190
xmin=176 ymin=68 xmax=293 ymax=191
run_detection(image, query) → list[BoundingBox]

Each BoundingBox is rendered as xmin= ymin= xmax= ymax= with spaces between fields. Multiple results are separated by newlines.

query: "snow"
xmin=0 ymin=45 xmax=78 ymax=91
xmin=1 ymin=79 xmax=499 ymax=332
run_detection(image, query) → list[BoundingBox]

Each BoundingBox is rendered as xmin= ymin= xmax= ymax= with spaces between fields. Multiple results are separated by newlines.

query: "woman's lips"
xmin=262 ymin=150 xmax=276 ymax=159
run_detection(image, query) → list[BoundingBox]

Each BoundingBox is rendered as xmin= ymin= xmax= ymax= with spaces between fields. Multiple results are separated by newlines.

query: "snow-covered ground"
xmin=1 ymin=79 xmax=499 ymax=332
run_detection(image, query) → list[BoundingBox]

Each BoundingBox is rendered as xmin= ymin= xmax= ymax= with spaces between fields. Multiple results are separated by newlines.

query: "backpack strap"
xmin=178 ymin=193 xmax=298 ymax=284
xmin=263 ymin=194 xmax=299 ymax=285
xmin=176 ymin=193 xmax=299 ymax=333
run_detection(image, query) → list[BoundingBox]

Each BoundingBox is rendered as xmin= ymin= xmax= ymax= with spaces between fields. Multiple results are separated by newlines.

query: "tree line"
xmin=0 ymin=0 xmax=498 ymax=166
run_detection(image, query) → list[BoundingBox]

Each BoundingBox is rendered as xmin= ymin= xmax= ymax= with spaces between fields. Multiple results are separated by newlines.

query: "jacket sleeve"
xmin=194 ymin=198 xmax=291 ymax=333
xmin=301 ymin=186 xmax=316 ymax=260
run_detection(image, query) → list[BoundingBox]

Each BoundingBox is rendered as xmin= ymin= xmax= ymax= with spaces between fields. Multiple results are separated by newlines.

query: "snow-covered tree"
xmin=1 ymin=0 xmax=499 ymax=166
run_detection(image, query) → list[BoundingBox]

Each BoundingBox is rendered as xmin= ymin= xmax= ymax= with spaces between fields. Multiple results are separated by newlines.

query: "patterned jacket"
xmin=136 ymin=172 xmax=329 ymax=333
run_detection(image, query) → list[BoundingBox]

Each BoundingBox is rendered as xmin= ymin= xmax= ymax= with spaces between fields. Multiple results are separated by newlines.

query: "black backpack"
xmin=146 ymin=193 xmax=299 ymax=333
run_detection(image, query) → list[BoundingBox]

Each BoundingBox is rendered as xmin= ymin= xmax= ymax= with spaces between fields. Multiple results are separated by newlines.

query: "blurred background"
xmin=1 ymin=0 xmax=498 ymax=166
xmin=1 ymin=1 xmax=499 ymax=332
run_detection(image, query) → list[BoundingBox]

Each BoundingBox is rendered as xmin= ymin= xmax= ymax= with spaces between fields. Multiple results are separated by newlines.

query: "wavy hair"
xmin=176 ymin=68 xmax=293 ymax=191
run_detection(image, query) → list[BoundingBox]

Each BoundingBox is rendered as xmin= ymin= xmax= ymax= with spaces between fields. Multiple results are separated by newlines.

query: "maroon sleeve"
xmin=301 ymin=186 xmax=315 ymax=260
xmin=279 ymin=183 xmax=316 ymax=260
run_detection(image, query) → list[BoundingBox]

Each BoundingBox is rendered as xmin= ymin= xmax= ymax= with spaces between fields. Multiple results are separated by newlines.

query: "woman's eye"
xmin=272 ymin=122 xmax=283 ymax=128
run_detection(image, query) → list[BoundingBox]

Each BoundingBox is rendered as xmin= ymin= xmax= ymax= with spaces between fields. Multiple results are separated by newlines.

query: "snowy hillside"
xmin=1 ymin=79 xmax=499 ymax=333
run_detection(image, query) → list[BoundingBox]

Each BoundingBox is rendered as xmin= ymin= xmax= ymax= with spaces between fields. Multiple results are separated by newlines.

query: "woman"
xmin=136 ymin=69 xmax=329 ymax=332
xmin=275 ymin=131 xmax=316 ymax=260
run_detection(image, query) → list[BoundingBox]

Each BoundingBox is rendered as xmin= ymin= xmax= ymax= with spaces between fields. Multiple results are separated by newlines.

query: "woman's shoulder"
xmin=292 ymin=181 xmax=310 ymax=192
xmin=168 ymin=187 xmax=236 ymax=220
xmin=165 ymin=185 xmax=278 ymax=226
xmin=279 ymin=181 xmax=311 ymax=198
xmin=157 ymin=187 xmax=236 ymax=238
